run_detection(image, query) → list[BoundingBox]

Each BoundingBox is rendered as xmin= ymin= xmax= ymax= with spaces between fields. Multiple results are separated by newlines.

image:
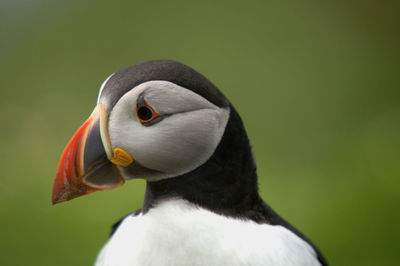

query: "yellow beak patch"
xmin=110 ymin=147 xmax=134 ymax=167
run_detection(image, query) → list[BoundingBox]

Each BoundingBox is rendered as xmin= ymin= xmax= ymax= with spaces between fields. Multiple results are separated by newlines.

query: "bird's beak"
xmin=52 ymin=104 xmax=133 ymax=204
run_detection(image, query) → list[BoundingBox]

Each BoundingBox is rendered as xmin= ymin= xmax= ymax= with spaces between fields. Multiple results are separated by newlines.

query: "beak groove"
xmin=52 ymin=105 xmax=124 ymax=204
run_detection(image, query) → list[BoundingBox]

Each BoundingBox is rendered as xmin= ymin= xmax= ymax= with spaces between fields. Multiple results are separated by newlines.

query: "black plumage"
xmin=104 ymin=60 xmax=327 ymax=265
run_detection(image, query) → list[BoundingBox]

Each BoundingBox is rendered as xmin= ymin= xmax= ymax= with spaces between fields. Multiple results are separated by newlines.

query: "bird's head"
xmin=52 ymin=60 xmax=234 ymax=204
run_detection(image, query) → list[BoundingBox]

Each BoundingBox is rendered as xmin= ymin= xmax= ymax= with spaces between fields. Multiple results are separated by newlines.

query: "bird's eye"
xmin=136 ymin=103 xmax=161 ymax=125
xmin=137 ymin=106 xmax=153 ymax=121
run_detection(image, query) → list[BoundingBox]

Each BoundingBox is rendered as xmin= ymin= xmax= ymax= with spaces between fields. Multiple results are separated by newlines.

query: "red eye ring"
xmin=136 ymin=102 xmax=159 ymax=124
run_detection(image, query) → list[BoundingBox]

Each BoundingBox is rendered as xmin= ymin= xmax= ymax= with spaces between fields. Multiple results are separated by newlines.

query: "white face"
xmin=106 ymin=80 xmax=230 ymax=181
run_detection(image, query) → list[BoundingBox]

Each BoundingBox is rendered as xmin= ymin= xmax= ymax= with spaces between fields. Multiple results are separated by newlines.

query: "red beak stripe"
xmin=52 ymin=116 xmax=98 ymax=204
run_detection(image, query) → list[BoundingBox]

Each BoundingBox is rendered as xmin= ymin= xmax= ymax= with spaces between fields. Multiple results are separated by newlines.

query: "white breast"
xmin=95 ymin=199 xmax=321 ymax=266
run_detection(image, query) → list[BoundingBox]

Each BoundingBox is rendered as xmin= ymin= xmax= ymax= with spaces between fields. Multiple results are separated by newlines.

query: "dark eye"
xmin=137 ymin=106 xmax=153 ymax=121
xmin=136 ymin=102 xmax=161 ymax=126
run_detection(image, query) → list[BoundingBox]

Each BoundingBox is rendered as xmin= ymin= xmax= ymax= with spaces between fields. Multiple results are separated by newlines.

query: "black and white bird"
xmin=52 ymin=60 xmax=327 ymax=266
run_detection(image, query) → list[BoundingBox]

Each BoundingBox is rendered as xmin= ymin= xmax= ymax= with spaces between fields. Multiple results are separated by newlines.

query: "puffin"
xmin=52 ymin=60 xmax=327 ymax=266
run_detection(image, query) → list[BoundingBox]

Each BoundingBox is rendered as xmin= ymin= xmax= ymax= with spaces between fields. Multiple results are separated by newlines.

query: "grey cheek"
xmin=110 ymin=107 xmax=229 ymax=180
xmin=131 ymin=109 xmax=224 ymax=175
xmin=135 ymin=111 xmax=216 ymax=171
xmin=107 ymin=81 xmax=230 ymax=180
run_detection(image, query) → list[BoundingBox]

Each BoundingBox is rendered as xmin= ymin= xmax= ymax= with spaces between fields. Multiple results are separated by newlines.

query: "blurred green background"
xmin=1 ymin=0 xmax=399 ymax=265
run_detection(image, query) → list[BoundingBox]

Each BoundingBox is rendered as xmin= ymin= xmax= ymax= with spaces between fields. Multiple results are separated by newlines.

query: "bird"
xmin=52 ymin=60 xmax=327 ymax=266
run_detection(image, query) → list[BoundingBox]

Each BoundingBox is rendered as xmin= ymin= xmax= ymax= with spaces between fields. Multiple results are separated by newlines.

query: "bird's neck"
xmin=142 ymin=105 xmax=263 ymax=219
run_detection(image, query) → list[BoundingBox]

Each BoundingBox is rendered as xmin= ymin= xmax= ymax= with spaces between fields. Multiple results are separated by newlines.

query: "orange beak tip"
xmin=52 ymin=115 xmax=96 ymax=205
xmin=52 ymin=105 xmax=125 ymax=205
